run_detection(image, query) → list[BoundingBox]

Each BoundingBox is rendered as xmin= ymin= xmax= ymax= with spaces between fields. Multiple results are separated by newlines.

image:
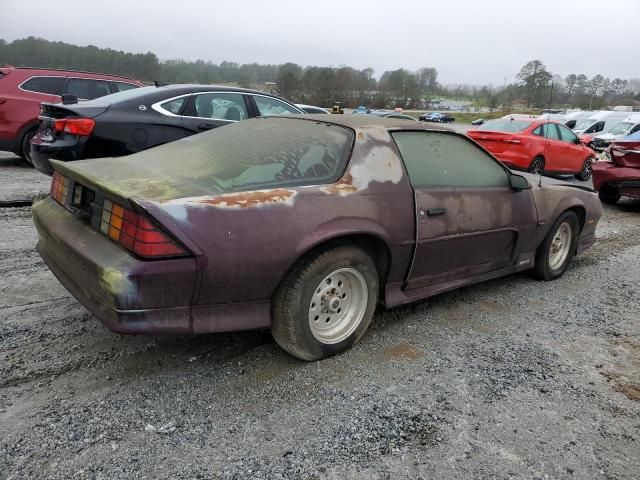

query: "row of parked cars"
xmin=466 ymin=110 xmax=640 ymax=204
xmin=0 ymin=66 xmax=608 ymax=361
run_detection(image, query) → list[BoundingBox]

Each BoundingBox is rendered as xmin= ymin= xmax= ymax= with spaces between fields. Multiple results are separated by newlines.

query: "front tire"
xmin=575 ymin=157 xmax=593 ymax=181
xmin=533 ymin=211 xmax=579 ymax=280
xmin=598 ymin=185 xmax=621 ymax=205
xmin=271 ymin=245 xmax=379 ymax=361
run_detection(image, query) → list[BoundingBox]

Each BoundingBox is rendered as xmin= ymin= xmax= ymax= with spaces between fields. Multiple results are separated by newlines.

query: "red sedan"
xmin=467 ymin=118 xmax=595 ymax=180
xmin=592 ymin=131 xmax=640 ymax=204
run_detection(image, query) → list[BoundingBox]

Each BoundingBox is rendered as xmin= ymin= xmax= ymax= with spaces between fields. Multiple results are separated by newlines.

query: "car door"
xmin=180 ymin=92 xmax=250 ymax=133
xmin=537 ymin=123 xmax=571 ymax=172
xmin=557 ymin=123 xmax=587 ymax=172
xmin=392 ymin=131 xmax=538 ymax=290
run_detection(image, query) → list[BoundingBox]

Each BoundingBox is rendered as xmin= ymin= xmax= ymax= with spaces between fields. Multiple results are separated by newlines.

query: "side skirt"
xmin=383 ymin=252 xmax=535 ymax=309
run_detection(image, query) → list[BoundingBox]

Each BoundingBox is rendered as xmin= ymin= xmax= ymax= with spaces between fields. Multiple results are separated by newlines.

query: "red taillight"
xmin=50 ymin=171 xmax=69 ymax=204
xmin=100 ymin=200 xmax=186 ymax=258
xmin=53 ymin=118 xmax=95 ymax=136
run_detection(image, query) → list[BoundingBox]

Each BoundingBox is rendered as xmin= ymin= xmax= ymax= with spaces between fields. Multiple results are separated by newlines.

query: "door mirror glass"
xmin=510 ymin=173 xmax=530 ymax=191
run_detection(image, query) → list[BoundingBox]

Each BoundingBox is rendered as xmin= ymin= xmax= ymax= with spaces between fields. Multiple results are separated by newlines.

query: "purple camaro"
xmin=32 ymin=115 xmax=602 ymax=360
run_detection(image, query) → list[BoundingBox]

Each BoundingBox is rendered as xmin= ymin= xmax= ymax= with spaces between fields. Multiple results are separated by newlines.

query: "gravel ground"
xmin=1 ymin=149 xmax=639 ymax=480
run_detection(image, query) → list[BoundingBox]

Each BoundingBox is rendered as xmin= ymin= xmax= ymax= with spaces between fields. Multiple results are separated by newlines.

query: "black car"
xmin=31 ymin=85 xmax=304 ymax=175
xmin=471 ymin=118 xmax=486 ymax=126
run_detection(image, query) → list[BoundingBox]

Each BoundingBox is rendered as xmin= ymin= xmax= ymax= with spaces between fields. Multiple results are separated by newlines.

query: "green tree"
xmin=516 ymin=60 xmax=553 ymax=107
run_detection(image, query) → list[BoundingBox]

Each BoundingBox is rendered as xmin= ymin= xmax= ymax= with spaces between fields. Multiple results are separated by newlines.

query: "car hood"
xmin=517 ymin=171 xmax=595 ymax=193
xmin=594 ymin=133 xmax=616 ymax=141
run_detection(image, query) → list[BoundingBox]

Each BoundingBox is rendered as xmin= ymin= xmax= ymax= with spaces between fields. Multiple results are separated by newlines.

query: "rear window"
xmin=20 ymin=76 xmax=65 ymax=95
xmin=113 ymin=81 xmax=139 ymax=92
xmin=109 ymin=118 xmax=354 ymax=194
xmin=477 ymin=119 xmax=532 ymax=132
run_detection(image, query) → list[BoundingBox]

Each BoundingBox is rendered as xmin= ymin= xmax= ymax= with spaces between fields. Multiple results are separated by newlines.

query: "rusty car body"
xmin=32 ymin=115 xmax=602 ymax=360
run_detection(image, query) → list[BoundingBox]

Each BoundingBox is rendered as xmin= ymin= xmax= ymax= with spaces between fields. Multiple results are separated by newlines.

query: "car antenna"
xmin=154 ymin=80 xmax=169 ymax=87
xmin=540 ymin=81 xmax=555 ymax=187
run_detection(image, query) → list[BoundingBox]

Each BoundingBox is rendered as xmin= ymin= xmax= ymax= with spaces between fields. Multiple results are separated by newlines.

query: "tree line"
xmin=1 ymin=37 xmax=639 ymax=110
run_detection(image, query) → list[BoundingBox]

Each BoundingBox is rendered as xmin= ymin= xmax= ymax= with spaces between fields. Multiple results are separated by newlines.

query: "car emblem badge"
xmin=138 ymin=105 xmax=147 ymax=111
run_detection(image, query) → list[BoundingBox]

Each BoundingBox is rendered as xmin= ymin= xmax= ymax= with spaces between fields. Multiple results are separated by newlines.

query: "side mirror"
xmin=61 ymin=94 xmax=78 ymax=105
xmin=510 ymin=173 xmax=531 ymax=191
xmin=574 ymin=137 xmax=582 ymax=144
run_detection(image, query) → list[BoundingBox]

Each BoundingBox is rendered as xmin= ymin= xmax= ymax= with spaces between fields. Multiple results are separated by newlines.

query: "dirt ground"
xmin=1 ymin=150 xmax=639 ymax=480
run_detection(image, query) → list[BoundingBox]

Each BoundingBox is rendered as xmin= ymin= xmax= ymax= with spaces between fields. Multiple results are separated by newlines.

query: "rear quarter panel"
xmin=153 ymin=126 xmax=416 ymax=306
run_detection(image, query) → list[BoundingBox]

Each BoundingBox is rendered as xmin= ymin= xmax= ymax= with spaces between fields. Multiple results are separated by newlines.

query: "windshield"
xmin=477 ymin=119 xmax=532 ymax=132
xmin=608 ymin=122 xmax=633 ymax=135
xmin=574 ymin=119 xmax=596 ymax=131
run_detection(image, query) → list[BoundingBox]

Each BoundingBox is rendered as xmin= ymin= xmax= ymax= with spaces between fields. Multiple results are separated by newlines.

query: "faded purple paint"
xmin=32 ymin=115 xmax=603 ymax=335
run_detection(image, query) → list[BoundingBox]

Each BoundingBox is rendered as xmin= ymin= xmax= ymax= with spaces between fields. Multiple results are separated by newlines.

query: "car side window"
xmin=542 ymin=123 xmax=560 ymax=140
xmin=585 ymin=121 xmax=605 ymax=134
xmin=113 ymin=81 xmax=139 ymax=92
xmin=630 ymin=124 xmax=640 ymax=134
xmin=254 ymin=96 xmax=300 ymax=116
xmin=20 ymin=76 xmax=65 ymax=95
xmin=533 ymin=126 xmax=544 ymax=136
xmin=193 ymin=93 xmax=248 ymax=121
xmin=65 ymin=78 xmax=112 ymax=100
xmin=392 ymin=131 xmax=509 ymax=188
xmin=557 ymin=124 xmax=578 ymax=143
xmin=161 ymin=97 xmax=186 ymax=115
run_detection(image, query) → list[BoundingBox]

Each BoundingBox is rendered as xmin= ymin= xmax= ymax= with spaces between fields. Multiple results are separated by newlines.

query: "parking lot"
xmin=1 ymin=147 xmax=639 ymax=479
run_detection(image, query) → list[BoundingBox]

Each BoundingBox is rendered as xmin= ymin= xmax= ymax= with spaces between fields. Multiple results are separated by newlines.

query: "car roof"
xmin=4 ymin=66 xmax=141 ymax=82
xmin=287 ymin=114 xmax=452 ymax=131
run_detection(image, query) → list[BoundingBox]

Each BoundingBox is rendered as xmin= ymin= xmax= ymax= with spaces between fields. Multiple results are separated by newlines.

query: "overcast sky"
xmin=1 ymin=0 xmax=639 ymax=85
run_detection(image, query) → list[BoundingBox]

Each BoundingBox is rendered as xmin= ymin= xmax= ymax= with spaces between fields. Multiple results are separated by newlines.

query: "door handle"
xmin=197 ymin=122 xmax=216 ymax=130
xmin=426 ymin=207 xmax=447 ymax=216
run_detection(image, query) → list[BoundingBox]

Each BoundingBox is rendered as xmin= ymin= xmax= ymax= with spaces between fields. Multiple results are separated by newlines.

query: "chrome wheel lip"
xmin=548 ymin=221 xmax=572 ymax=270
xmin=308 ymin=267 xmax=368 ymax=345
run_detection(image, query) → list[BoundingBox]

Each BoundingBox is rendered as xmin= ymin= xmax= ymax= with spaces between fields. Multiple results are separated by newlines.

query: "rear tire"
xmin=528 ymin=155 xmax=545 ymax=174
xmin=271 ymin=245 xmax=378 ymax=361
xmin=575 ymin=157 xmax=593 ymax=181
xmin=598 ymin=185 xmax=621 ymax=205
xmin=533 ymin=211 xmax=579 ymax=281
xmin=19 ymin=128 xmax=36 ymax=166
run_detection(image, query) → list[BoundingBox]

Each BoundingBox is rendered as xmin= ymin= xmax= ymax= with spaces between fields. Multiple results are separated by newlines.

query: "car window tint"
xmin=557 ymin=124 xmax=578 ymax=142
xmin=161 ymin=97 xmax=186 ymax=115
xmin=584 ymin=121 xmax=605 ymax=134
xmin=113 ymin=81 xmax=139 ymax=92
xmin=65 ymin=78 xmax=112 ymax=100
xmin=392 ymin=131 xmax=509 ymax=188
xmin=542 ymin=123 xmax=560 ymax=140
xmin=20 ymin=76 xmax=64 ymax=95
xmin=254 ymin=96 xmax=300 ymax=116
xmin=631 ymin=124 xmax=640 ymax=134
xmin=194 ymin=93 xmax=248 ymax=121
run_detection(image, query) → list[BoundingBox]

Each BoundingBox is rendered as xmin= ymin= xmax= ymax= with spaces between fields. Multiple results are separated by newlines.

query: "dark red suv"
xmin=0 ymin=67 xmax=144 ymax=163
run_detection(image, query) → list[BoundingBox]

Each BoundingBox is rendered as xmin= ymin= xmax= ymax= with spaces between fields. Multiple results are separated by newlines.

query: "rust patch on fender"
xmin=321 ymin=172 xmax=358 ymax=196
xmin=198 ymin=189 xmax=295 ymax=208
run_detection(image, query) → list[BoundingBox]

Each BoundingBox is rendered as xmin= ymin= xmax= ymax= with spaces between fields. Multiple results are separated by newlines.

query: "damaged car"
xmin=32 ymin=115 xmax=602 ymax=361
xmin=592 ymin=130 xmax=640 ymax=204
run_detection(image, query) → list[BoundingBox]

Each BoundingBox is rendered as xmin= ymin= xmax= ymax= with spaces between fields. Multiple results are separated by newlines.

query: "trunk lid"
xmin=611 ymin=140 xmax=640 ymax=168
xmin=37 ymin=102 xmax=111 ymax=143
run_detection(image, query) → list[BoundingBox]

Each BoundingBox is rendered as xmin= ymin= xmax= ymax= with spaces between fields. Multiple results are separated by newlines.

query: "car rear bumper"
xmin=31 ymin=139 xmax=86 ymax=175
xmin=592 ymin=162 xmax=640 ymax=194
xmin=491 ymin=151 xmax=531 ymax=170
xmin=32 ymin=197 xmax=197 ymax=334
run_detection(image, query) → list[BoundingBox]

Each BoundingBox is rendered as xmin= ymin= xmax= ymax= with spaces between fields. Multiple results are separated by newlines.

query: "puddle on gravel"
xmin=383 ymin=343 xmax=425 ymax=361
